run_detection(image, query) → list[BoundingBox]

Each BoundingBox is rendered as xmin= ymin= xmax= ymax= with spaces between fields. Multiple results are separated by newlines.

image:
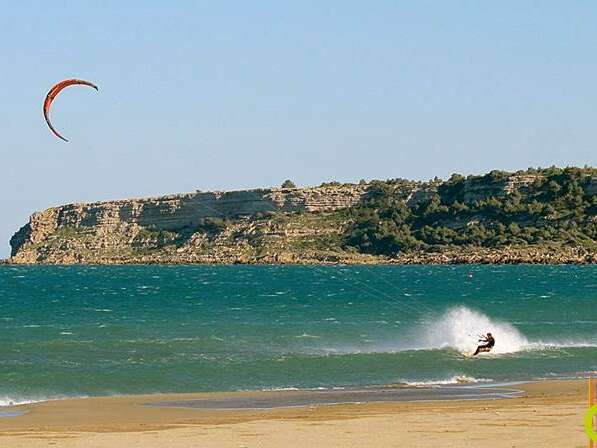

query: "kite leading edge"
xmin=43 ymin=79 xmax=98 ymax=142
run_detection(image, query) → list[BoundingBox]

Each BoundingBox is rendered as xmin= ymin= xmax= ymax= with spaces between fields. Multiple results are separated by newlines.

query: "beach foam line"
xmin=0 ymin=395 xmax=85 ymax=407
xmin=404 ymin=376 xmax=493 ymax=387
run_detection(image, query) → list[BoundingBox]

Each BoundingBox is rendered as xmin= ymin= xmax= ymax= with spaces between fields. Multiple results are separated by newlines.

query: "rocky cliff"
xmin=9 ymin=185 xmax=368 ymax=264
xmin=8 ymin=169 xmax=596 ymax=265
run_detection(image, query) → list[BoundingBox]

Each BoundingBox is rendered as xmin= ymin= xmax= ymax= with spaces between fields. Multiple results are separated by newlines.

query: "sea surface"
xmin=0 ymin=265 xmax=595 ymax=406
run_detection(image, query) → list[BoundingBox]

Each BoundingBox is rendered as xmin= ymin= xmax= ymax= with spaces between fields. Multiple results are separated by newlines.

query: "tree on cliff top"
xmin=281 ymin=180 xmax=296 ymax=189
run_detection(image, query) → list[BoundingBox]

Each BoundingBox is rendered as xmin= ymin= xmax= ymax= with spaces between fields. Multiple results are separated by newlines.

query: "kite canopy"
xmin=43 ymin=79 xmax=99 ymax=142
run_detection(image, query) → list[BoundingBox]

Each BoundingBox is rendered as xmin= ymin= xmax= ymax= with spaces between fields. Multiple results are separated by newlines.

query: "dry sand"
xmin=0 ymin=380 xmax=590 ymax=447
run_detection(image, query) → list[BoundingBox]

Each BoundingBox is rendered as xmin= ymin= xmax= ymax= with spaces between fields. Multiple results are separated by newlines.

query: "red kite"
xmin=43 ymin=79 xmax=98 ymax=142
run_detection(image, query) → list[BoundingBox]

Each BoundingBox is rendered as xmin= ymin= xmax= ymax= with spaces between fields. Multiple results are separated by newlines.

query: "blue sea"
xmin=0 ymin=265 xmax=595 ymax=405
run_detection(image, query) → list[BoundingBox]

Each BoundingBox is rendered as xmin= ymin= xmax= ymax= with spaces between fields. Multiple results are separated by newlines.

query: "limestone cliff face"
xmin=21 ymin=185 xmax=365 ymax=233
xmin=9 ymin=185 xmax=367 ymax=264
xmin=461 ymin=174 xmax=538 ymax=203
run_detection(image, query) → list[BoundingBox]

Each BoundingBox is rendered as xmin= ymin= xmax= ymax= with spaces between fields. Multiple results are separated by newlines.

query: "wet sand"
xmin=0 ymin=380 xmax=589 ymax=447
xmin=148 ymin=384 xmax=523 ymax=410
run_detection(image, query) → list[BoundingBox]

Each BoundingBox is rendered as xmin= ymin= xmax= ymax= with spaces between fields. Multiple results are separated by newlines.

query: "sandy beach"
xmin=0 ymin=379 xmax=589 ymax=447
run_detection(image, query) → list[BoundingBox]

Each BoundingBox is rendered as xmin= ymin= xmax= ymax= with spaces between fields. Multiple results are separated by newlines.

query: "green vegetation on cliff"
xmin=345 ymin=167 xmax=596 ymax=256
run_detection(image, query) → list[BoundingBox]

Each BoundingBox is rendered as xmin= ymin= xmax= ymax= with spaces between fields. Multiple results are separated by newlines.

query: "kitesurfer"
xmin=472 ymin=333 xmax=495 ymax=356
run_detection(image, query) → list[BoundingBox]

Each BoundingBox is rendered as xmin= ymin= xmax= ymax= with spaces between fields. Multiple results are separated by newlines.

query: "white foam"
xmin=405 ymin=375 xmax=492 ymax=387
xmin=526 ymin=341 xmax=597 ymax=350
xmin=260 ymin=387 xmax=300 ymax=391
xmin=420 ymin=306 xmax=528 ymax=354
xmin=295 ymin=333 xmax=321 ymax=339
xmin=0 ymin=395 xmax=74 ymax=407
xmin=420 ymin=306 xmax=597 ymax=355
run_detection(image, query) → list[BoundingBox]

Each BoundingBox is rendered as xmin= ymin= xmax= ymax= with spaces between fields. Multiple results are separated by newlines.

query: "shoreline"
xmin=0 ymin=379 xmax=589 ymax=447
xmin=0 ymin=381 xmax=525 ymax=412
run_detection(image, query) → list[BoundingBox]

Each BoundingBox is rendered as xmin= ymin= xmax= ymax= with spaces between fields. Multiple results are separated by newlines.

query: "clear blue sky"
xmin=1 ymin=1 xmax=596 ymax=257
